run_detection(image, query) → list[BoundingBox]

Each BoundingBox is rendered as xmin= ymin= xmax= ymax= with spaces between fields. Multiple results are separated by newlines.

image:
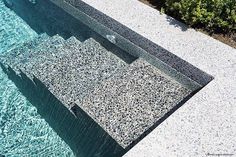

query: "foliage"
xmin=163 ymin=0 xmax=236 ymax=32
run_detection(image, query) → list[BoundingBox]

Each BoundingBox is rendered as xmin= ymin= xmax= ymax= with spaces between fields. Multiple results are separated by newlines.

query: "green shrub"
xmin=164 ymin=0 xmax=236 ymax=32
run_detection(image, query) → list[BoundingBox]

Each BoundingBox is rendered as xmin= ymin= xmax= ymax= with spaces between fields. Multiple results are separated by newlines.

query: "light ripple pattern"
xmin=0 ymin=0 xmax=75 ymax=156
xmin=0 ymin=0 xmax=37 ymax=54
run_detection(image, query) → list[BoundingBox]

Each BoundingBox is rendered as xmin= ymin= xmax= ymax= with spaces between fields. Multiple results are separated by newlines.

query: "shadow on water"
xmin=0 ymin=63 xmax=126 ymax=157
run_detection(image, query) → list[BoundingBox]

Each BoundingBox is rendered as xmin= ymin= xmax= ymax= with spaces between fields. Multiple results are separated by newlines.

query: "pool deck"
xmin=81 ymin=0 xmax=236 ymax=156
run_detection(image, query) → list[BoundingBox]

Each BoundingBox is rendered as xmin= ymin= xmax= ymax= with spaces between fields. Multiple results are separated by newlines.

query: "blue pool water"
xmin=0 ymin=0 xmax=74 ymax=156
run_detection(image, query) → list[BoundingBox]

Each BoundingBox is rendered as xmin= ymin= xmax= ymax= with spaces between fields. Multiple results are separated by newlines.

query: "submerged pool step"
xmin=1 ymin=34 xmax=128 ymax=108
xmin=20 ymin=35 xmax=82 ymax=79
xmin=1 ymin=33 xmax=195 ymax=156
xmin=0 ymin=35 xmax=129 ymax=156
xmin=0 ymin=59 xmax=125 ymax=157
xmin=1 ymin=34 xmax=82 ymax=78
xmin=0 ymin=33 xmax=64 ymax=75
xmin=30 ymin=38 xmax=127 ymax=107
xmin=0 ymin=33 xmax=50 ymax=69
xmin=15 ymin=34 xmax=65 ymax=77
xmin=77 ymin=58 xmax=192 ymax=148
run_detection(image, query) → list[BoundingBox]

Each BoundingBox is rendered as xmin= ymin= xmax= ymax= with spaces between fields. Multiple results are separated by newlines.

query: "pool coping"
xmin=76 ymin=0 xmax=236 ymax=156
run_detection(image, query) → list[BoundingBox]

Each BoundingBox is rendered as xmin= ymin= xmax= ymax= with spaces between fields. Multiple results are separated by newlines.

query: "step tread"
xmin=20 ymin=36 xmax=82 ymax=77
xmin=0 ymin=33 xmax=50 ymax=66
xmin=28 ymin=38 xmax=127 ymax=107
xmin=77 ymin=58 xmax=191 ymax=148
xmin=16 ymin=34 xmax=65 ymax=73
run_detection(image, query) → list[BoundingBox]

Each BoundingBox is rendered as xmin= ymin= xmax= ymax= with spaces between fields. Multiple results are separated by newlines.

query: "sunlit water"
xmin=0 ymin=0 xmax=74 ymax=156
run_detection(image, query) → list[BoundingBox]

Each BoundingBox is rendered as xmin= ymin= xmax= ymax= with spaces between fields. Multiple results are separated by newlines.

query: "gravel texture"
xmin=31 ymin=38 xmax=127 ymax=107
xmin=78 ymin=59 xmax=191 ymax=148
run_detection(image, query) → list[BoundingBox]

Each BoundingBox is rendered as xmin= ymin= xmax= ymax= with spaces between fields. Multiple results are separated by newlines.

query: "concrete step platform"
xmin=20 ymin=36 xmax=81 ymax=78
xmin=3 ymin=35 xmax=81 ymax=78
xmin=77 ymin=58 xmax=192 ymax=148
xmin=0 ymin=33 xmax=197 ymax=156
xmin=16 ymin=34 xmax=65 ymax=76
xmin=29 ymin=38 xmax=127 ymax=107
xmin=0 ymin=34 xmax=64 ymax=74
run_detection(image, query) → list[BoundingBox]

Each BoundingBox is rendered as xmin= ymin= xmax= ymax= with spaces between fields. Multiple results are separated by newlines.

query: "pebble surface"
xmin=78 ymin=59 xmax=191 ymax=148
xmin=31 ymin=37 xmax=127 ymax=107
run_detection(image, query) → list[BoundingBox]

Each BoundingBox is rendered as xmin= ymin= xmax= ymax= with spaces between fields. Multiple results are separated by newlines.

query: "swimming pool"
xmin=0 ymin=0 xmax=74 ymax=156
xmin=0 ymin=0 xmax=213 ymax=156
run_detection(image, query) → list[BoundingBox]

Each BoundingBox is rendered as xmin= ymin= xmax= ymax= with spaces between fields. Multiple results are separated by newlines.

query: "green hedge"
xmin=163 ymin=0 xmax=236 ymax=32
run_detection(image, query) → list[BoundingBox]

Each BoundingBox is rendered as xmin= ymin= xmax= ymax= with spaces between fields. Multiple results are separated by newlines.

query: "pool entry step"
xmin=0 ymin=34 xmax=195 ymax=157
